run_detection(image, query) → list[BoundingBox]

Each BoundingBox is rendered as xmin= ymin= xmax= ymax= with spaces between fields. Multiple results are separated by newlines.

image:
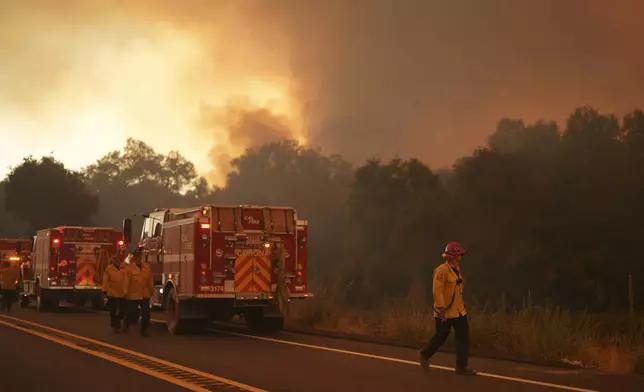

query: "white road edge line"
xmin=154 ymin=315 xmax=595 ymax=392
xmin=207 ymin=328 xmax=598 ymax=392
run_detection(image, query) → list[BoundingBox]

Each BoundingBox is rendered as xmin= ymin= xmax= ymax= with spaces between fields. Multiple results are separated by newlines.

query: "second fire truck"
xmin=21 ymin=226 xmax=127 ymax=311
xmin=0 ymin=238 xmax=31 ymax=297
xmin=123 ymin=204 xmax=312 ymax=334
xmin=0 ymin=238 xmax=31 ymax=266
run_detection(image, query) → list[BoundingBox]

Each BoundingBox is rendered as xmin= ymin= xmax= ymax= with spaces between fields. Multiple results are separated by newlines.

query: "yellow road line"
xmin=0 ymin=318 xmax=209 ymax=392
xmin=102 ymin=311 xmax=598 ymax=392
xmin=0 ymin=314 xmax=268 ymax=392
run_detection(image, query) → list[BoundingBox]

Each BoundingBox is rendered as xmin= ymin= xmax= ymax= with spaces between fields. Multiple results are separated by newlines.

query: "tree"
xmin=219 ymin=140 xmax=354 ymax=279
xmin=347 ymin=158 xmax=447 ymax=303
xmin=4 ymin=156 xmax=98 ymax=233
xmin=84 ymin=138 xmax=206 ymax=193
xmin=0 ymin=182 xmax=29 ymax=237
xmin=83 ymin=138 xmax=213 ymax=231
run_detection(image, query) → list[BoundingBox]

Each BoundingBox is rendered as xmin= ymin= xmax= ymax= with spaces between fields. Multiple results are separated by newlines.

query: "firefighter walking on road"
xmin=102 ymin=254 xmax=126 ymax=333
xmin=0 ymin=259 xmax=20 ymax=313
xmin=420 ymin=242 xmax=477 ymax=375
xmin=123 ymin=251 xmax=153 ymax=337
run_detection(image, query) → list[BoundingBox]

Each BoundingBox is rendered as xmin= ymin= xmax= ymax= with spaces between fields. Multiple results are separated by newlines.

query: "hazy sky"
xmin=1 ymin=0 xmax=642 ymax=185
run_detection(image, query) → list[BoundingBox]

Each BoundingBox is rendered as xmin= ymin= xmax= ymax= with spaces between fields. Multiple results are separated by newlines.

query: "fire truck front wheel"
xmin=165 ymin=289 xmax=209 ymax=335
xmin=166 ymin=289 xmax=187 ymax=335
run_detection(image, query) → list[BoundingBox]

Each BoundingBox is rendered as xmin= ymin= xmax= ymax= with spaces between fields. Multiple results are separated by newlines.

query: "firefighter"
xmin=0 ymin=259 xmax=20 ymax=313
xmin=102 ymin=254 xmax=126 ymax=333
xmin=123 ymin=250 xmax=153 ymax=336
xmin=419 ymin=242 xmax=477 ymax=375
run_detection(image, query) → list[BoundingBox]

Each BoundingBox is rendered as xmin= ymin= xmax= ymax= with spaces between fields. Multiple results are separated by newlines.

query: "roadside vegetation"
xmin=2 ymin=106 xmax=644 ymax=374
xmin=287 ymin=282 xmax=644 ymax=375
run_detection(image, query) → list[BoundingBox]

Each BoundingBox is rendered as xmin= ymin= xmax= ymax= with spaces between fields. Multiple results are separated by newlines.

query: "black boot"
xmin=419 ymin=352 xmax=430 ymax=371
xmin=455 ymin=366 xmax=477 ymax=375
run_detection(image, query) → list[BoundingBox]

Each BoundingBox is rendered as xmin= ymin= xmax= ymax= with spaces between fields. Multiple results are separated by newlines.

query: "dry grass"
xmin=286 ymin=284 xmax=644 ymax=375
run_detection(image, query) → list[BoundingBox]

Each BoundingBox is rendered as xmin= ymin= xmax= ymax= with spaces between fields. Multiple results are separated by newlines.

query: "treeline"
xmin=1 ymin=106 xmax=643 ymax=313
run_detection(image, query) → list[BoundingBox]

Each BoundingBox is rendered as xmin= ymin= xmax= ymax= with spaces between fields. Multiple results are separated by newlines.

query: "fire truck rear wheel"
xmin=20 ymin=295 xmax=29 ymax=308
xmin=245 ymin=309 xmax=284 ymax=333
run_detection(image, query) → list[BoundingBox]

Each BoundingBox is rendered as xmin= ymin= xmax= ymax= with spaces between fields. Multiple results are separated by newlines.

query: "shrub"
xmin=286 ymin=283 xmax=644 ymax=374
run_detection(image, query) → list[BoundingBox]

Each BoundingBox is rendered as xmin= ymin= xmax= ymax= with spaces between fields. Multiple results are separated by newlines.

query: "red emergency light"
xmin=200 ymin=223 xmax=211 ymax=230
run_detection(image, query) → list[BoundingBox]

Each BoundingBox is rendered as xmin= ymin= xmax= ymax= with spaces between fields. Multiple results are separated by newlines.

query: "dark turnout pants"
xmin=124 ymin=298 xmax=150 ymax=333
xmin=0 ymin=290 xmax=16 ymax=312
xmin=421 ymin=314 xmax=470 ymax=368
xmin=106 ymin=296 xmax=125 ymax=328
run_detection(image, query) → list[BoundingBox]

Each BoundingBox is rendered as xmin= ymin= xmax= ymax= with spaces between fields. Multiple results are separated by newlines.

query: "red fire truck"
xmin=123 ymin=204 xmax=312 ymax=334
xmin=21 ymin=226 xmax=127 ymax=311
xmin=0 ymin=238 xmax=31 ymax=298
xmin=0 ymin=238 xmax=31 ymax=266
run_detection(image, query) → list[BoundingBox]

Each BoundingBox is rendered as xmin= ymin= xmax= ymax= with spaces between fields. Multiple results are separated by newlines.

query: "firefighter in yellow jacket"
xmin=102 ymin=255 xmax=126 ymax=333
xmin=0 ymin=259 xmax=20 ymax=312
xmin=123 ymin=250 xmax=153 ymax=336
xmin=420 ymin=242 xmax=477 ymax=375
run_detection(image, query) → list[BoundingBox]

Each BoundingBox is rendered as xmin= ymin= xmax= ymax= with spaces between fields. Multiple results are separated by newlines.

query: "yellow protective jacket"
xmin=0 ymin=266 xmax=20 ymax=290
xmin=432 ymin=262 xmax=467 ymax=319
xmin=102 ymin=264 xmax=126 ymax=298
xmin=140 ymin=263 xmax=154 ymax=299
xmin=124 ymin=263 xmax=153 ymax=300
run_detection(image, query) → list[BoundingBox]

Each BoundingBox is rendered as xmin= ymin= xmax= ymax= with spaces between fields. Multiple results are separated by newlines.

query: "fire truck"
xmin=0 ymin=238 xmax=31 ymax=295
xmin=0 ymin=238 xmax=31 ymax=266
xmin=123 ymin=204 xmax=311 ymax=334
xmin=21 ymin=226 xmax=127 ymax=311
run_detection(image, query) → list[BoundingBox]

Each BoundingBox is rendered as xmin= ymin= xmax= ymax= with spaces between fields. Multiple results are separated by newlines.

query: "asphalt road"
xmin=0 ymin=305 xmax=642 ymax=392
xmin=0 ymin=317 xmax=187 ymax=392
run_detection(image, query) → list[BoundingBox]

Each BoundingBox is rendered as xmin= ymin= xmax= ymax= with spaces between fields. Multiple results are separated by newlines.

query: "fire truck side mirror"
xmin=123 ymin=218 xmax=133 ymax=245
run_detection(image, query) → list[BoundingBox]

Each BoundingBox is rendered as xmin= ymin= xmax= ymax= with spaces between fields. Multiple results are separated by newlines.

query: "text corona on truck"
xmin=234 ymin=248 xmax=271 ymax=257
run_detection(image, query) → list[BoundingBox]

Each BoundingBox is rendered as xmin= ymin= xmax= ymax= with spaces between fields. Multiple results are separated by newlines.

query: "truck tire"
xmin=20 ymin=295 xmax=29 ymax=308
xmin=165 ymin=289 xmax=186 ymax=335
xmin=245 ymin=308 xmax=284 ymax=334
xmin=165 ymin=289 xmax=208 ymax=334
xmin=36 ymin=286 xmax=57 ymax=312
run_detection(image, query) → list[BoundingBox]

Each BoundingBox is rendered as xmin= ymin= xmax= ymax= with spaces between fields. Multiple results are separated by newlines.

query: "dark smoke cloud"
xmin=2 ymin=0 xmax=643 ymax=176
xmin=239 ymin=0 xmax=644 ymax=167
xmin=200 ymin=99 xmax=294 ymax=183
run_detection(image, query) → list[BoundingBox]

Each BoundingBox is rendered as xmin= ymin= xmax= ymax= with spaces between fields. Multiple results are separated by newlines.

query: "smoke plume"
xmin=1 ymin=0 xmax=643 ymax=183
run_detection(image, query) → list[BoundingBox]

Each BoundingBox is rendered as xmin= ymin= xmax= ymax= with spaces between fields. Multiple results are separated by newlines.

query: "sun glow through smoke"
xmin=0 ymin=6 xmax=300 ymax=185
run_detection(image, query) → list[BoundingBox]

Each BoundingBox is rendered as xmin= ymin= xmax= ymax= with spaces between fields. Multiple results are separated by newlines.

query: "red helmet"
xmin=443 ymin=241 xmax=465 ymax=257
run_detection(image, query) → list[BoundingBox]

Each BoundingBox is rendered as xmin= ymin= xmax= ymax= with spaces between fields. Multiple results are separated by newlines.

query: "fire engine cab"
xmin=21 ymin=226 xmax=127 ymax=311
xmin=123 ymin=204 xmax=312 ymax=334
